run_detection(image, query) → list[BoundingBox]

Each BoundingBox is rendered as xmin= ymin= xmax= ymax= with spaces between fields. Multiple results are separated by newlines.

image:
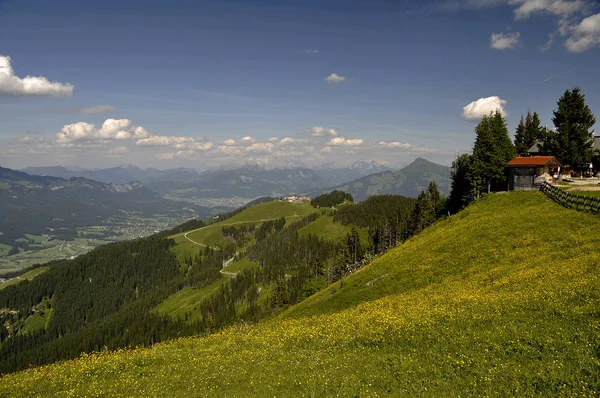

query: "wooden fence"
xmin=540 ymin=182 xmax=600 ymax=214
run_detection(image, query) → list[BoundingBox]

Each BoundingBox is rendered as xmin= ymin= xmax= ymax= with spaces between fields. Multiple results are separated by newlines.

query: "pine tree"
xmin=514 ymin=111 xmax=543 ymax=155
xmin=514 ymin=115 xmax=527 ymax=155
xmin=448 ymin=154 xmax=475 ymax=213
xmin=472 ymin=111 xmax=516 ymax=194
xmin=407 ymin=190 xmax=435 ymax=237
xmin=542 ymin=88 xmax=596 ymax=171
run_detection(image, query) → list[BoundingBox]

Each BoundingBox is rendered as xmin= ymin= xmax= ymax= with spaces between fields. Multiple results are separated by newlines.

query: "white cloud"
xmin=508 ymin=0 xmax=587 ymax=20
xmin=56 ymin=122 xmax=97 ymax=143
xmin=56 ymin=119 xmax=155 ymax=144
xmin=97 ymin=119 xmax=149 ymax=140
xmin=218 ymin=145 xmax=242 ymax=155
xmin=302 ymin=126 xmax=339 ymax=137
xmin=0 ymin=55 xmax=74 ymax=97
xmin=137 ymin=135 xmax=212 ymax=151
xmin=222 ymin=139 xmax=236 ymax=146
xmin=490 ymin=32 xmax=521 ymax=49
xmin=246 ymin=143 xmax=274 ymax=153
xmin=79 ymin=105 xmax=115 ymax=114
xmin=564 ymin=13 xmax=600 ymax=52
xmin=377 ymin=141 xmax=438 ymax=153
xmin=136 ymin=135 xmax=195 ymax=147
xmin=267 ymin=137 xmax=279 ymax=143
xmin=411 ymin=146 xmax=439 ymax=153
xmin=462 ymin=96 xmax=507 ymax=121
xmin=325 ymin=73 xmax=346 ymax=84
xmin=378 ymin=141 xmax=412 ymax=149
xmin=189 ymin=142 xmax=213 ymax=151
xmin=279 ymin=137 xmax=297 ymax=145
xmin=306 ymin=48 xmax=319 ymax=54
xmin=241 ymin=136 xmax=256 ymax=144
xmin=326 ymin=137 xmax=364 ymax=146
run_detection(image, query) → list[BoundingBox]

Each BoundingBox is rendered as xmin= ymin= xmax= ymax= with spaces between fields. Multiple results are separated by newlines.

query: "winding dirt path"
xmin=181 ymin=217 xmax=297 ymax=277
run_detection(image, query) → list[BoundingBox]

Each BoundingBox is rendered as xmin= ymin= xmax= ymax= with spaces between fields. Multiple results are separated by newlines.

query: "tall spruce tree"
xmin=514 ymin=111 xmax=543 ymax=155
xmin=541 ymin=88 xmax=596 ymax=171
xmin=448 ymin=153 xmax=474 ymax=213
xmin=514 ymin=115 xmax=527 ymax=155
xmin=542 ymin=87 xmax=596 ymax=169
xmin=407 ymin=190 xmax=436 ymax=237
xmin=472 ymin=111 xmax=516 ymax=194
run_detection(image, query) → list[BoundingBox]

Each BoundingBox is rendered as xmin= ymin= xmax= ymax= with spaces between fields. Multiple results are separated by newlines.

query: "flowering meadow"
xmin=1 ymin=191 xmax=598 ymax=397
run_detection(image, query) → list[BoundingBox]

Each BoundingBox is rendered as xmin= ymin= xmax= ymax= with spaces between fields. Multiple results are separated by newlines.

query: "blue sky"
xmin=1 ymin=0 xmax=599 ymax=169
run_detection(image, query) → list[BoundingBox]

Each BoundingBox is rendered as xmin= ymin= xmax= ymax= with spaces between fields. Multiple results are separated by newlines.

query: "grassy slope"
xmin=222 ymin=257 xmax=259 ymax=274
xmin=297 ymin=214 xmax=369 ymax=244
xmin=154 ymin=278 xmax=225 ymax=323
xmin=0 ymin=267 xmax=49 ymax=290
xmin=170 ymin=200 xmax=318 ymax=262
xmin=159 ymin=200 xmax=320 ymax=321
xmin=2 ymin=192 xmax=599 ymax=397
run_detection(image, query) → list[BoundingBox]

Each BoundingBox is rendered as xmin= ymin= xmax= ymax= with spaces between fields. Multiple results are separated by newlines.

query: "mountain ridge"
xmin=310 ymin=157 xmax=452 ymax=201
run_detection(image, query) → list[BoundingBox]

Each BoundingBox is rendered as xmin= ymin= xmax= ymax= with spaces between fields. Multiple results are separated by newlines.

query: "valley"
xmin=0 ymin=159 xmax=449 ymax=275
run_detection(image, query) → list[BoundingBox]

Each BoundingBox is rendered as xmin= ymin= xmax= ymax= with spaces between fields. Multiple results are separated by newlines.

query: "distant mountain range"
xmin=0 ymin=167 xmax=211 ymax=248
xmin=19 ymin=162 xmax=394 ymax=200
xmin=20 ymin=165 xmax=199 ymax=185
xmin=1 ymin=157 xmax=451 ymax=260
xmin=311 ymin=157 xmax=452 ymax=201
xmin=17 ymin=158 xmax=450 ymax=203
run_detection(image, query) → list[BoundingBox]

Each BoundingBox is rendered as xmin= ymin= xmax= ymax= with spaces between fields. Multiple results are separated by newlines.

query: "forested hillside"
xmin=0 ymin=166 xmax=210 ymax=251
xmin=0 ymin=192 xmax=429 ymax=374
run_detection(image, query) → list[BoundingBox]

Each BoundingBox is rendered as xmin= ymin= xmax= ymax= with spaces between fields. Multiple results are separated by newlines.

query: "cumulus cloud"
xmin=491 ymin=32 xmax=521 ymax=49
xmin=564 ymin=13 xmax=600 ymax=52
xmin=378 ymin=141 xmax=412 ymax=149
xmin=137 ymin=135 xmax=212 ymax=151
xmin=55 ymin=119 xmax=168 ymax=146
xmin=267 ymin=137 xmax=279 ymax=143
xmin=326 ymin=137 xmax=364 ymax=147
xmin=411 ymin=146 xmax=439 ymax=153
xmin=97 ymin=119 xmax=149 ymax=140
xmin=136 ymin=135 xmax=195 ymax=147
xmin=79 ymin=105 xmax=115 ymax=114
xmin=325 ymin=73 xmax=346 ymax=84
xmin=508 ymin=0 xmax=587 ymax=20
xmin=279 ymin=137 xmax=298 ymax=145
xmin=222 ymin=139 xmax=236 ymax=146
xmin=246 ymin=143 xmax=275 ymax=153
xmin=302 ymin=126 xmax=339 ymax=137
xmin=241 ymin=136 xmax=256 ymax=144
xmin=0 ymin=55 xmax=74 ymax=97
xmin=462 ymin=96 xmax=507 ymax=121
xmin=189 ymin=142 xmax=213 ymax=151
xmin=56 ymin=122 xmax=97 ymax=143
xmin=218 ymin=145 xmax=242 ymax=155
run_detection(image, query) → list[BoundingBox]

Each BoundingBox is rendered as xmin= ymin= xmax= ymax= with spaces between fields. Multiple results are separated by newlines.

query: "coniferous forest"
xmin=0 ymin=189 xmax=445 ymax=374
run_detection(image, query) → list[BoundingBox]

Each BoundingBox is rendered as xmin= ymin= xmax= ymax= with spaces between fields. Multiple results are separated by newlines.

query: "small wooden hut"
xmin=506 ymin=156 xmax=562 ymax=190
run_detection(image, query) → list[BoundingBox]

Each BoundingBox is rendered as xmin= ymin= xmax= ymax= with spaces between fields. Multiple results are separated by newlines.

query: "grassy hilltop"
xmin=1 ymin=191 xmax=599 ymax=397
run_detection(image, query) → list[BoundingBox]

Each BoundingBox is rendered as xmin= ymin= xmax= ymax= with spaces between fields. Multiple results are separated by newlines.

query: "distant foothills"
xmin=0 ymin=157 xmax=450 ymax=273
xmin=16 ymin=157 xmax=450 ymax=201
